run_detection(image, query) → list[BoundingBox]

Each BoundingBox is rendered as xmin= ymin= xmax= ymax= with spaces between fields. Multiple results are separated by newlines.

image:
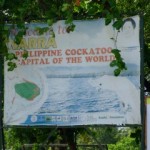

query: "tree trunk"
xmin=59 ymin=128 xmax=77 ymax=150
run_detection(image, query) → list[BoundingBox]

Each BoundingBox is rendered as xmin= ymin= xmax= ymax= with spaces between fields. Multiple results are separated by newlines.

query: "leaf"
xmin=111 ymin=49 xmax=121 ymax=55
xmin=115 ymin=53 xmax=121 ymax=59
xmin=6 ymin=53 xmax=17 ymax=61
xmin=47 ymin=19 xmax=54 ymax=26
xmin=110 ymin=60 xmax=117 ymax=67
xmin=111 ymin=49 xmax=120 ymax=53
xmin=8 ymin=67 xmax=14 ymax=71
xmin=75 ymin=0 xmax=80 ymax=6
xmin=65 ymin=12 xmax=73 ymax=24
xmin=113 ymin=19 xmax=124 ymax=30
xmin=35 ymin=27 xmax=49 ymax=35
xmin=0 ymin=0 xmax=5 ymax=7
xmin=108 ymin=0 xmax=116 ymax=7
xmin=114 ymin=68 xmax=121 ymax=76
xmin=7 ymin=61 xmax=14 ymax=66
xmin=65 ymin=17 xmax=73 ymax=24
xmin=61 ymin=3 xmax=70 ymax=12
xmin=121 ymin=62 xmax=127 ymax=70
xmin=105 ymin=14 xmax=113 ymax=25
xmin=73 ymin=5 xmax=80 ymax=13
xmin=87 ymin=4 xmax=98 ymax=15
xmin=15 ymin=30 xmax=26 ymax=44
xmin=22 ymin=50 xmax=28 ymax=59
xmin=105 ymin=18 xmax=112 ymax=25
xmin=7 ymin=62 xmax=17 ymax=71
xmin=66 ymin=24 xmax=76 ymax=33
xmin=17 ymin=23 xmax=25 ymax=29
xmin=110 ymin=48 xmax=127 ymax=76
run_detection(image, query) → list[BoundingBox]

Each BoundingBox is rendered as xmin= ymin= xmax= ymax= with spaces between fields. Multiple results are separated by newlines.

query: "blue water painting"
xmin=21 ymin=65 xmax=140 ymax=126
xmin=39 ymin=77 xmax=130 ymax=114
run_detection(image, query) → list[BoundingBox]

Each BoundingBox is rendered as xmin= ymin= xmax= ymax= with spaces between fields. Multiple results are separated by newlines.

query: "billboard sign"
xmin=4 ymin=15 xmax=141 ymax=126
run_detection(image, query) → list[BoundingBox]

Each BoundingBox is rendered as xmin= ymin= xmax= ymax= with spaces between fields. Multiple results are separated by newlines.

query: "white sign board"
xmin=4 ymin=16 xmax=141 ymax=126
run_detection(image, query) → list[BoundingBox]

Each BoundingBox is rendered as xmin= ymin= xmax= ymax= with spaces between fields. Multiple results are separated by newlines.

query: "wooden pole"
xmin=140 ymin=13 xmax=145 ymax=150
xmin=0 ymin=56 xmax=5 ymax=150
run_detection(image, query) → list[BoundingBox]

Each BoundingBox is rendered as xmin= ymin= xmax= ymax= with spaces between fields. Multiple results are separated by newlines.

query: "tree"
xmin=108 ymin=127 xmax=141 ymax=150
xmin=1 ymin=0 xmax=150 ymax=149
xmin=108 ymin=137 xmax=140 ymax=150
xmin=77 ymin=127 xmax=120 ymax=147
xmin=4 ymin=127 xmax=60 ymax=150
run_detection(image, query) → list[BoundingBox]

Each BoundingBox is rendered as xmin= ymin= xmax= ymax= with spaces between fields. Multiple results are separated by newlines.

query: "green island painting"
xmin=14 ymin=81 xmax=40 ymax=100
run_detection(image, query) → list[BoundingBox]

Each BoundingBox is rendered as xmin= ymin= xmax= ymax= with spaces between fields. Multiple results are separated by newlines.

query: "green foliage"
xmin=0 ymin=0 xmax=4 ymax=7
xmin=130 ymin=127 xmax=141 ymax=145
xmin=47 ymin=19 xmax=54 ymax=26
xmin=77 ymin=127 xmax=141 ymax=150
xmin=7 ymin=61 xmax=17 ymax=71
xmin=32 ymin=143 xmax=39 ymax=150
xmin=22 ymin=50 xmax=28 ymax=59
xmin=35 ymin=27 xmax=49 ymax=35
xmin=77 ymin=127 xmax=120 ymax=145
xmin=108 ymin=127 xmax=141 ymax=150
xmin=6 ymin=53 xmax=17 ymax=61
xmin=62 ymin=3 xmax=70 ymax=12
xmin=105 ymin=14 xmax=113 ymax=25
xmin=4 ymin=128 xmax=59 ymax=150
xmin=66 ymin=23 xmax=76 ymax=33
xmin=14 ymin=24 xmax=26 ymax=44
xmin=110 ymin=49 xmax=127 ymax=76
xmin=5 ymin=128 xmax=22 ymax=150
xmin=112 ymin=19 xmax=124 ymax=30
xmin=5 ymin=53 xmax=17 ymax=71
xmin=108 ymin=136 xmax=140 ymax=150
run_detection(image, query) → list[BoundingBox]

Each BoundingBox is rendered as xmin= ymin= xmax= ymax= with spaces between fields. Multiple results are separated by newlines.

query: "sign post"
xmin=0 ymin=56 xmax=5 ymax=150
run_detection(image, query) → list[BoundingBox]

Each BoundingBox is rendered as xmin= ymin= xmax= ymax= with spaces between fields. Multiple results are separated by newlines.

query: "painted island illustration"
xmin=15 ymin=80 xmax=40 ymax=101
xmin=4 ymin=67 xmax=48 ymax=125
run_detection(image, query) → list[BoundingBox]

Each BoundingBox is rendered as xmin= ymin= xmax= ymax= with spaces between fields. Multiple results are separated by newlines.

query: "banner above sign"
xmin=4 ymin=15 xmax=141 ymax=126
